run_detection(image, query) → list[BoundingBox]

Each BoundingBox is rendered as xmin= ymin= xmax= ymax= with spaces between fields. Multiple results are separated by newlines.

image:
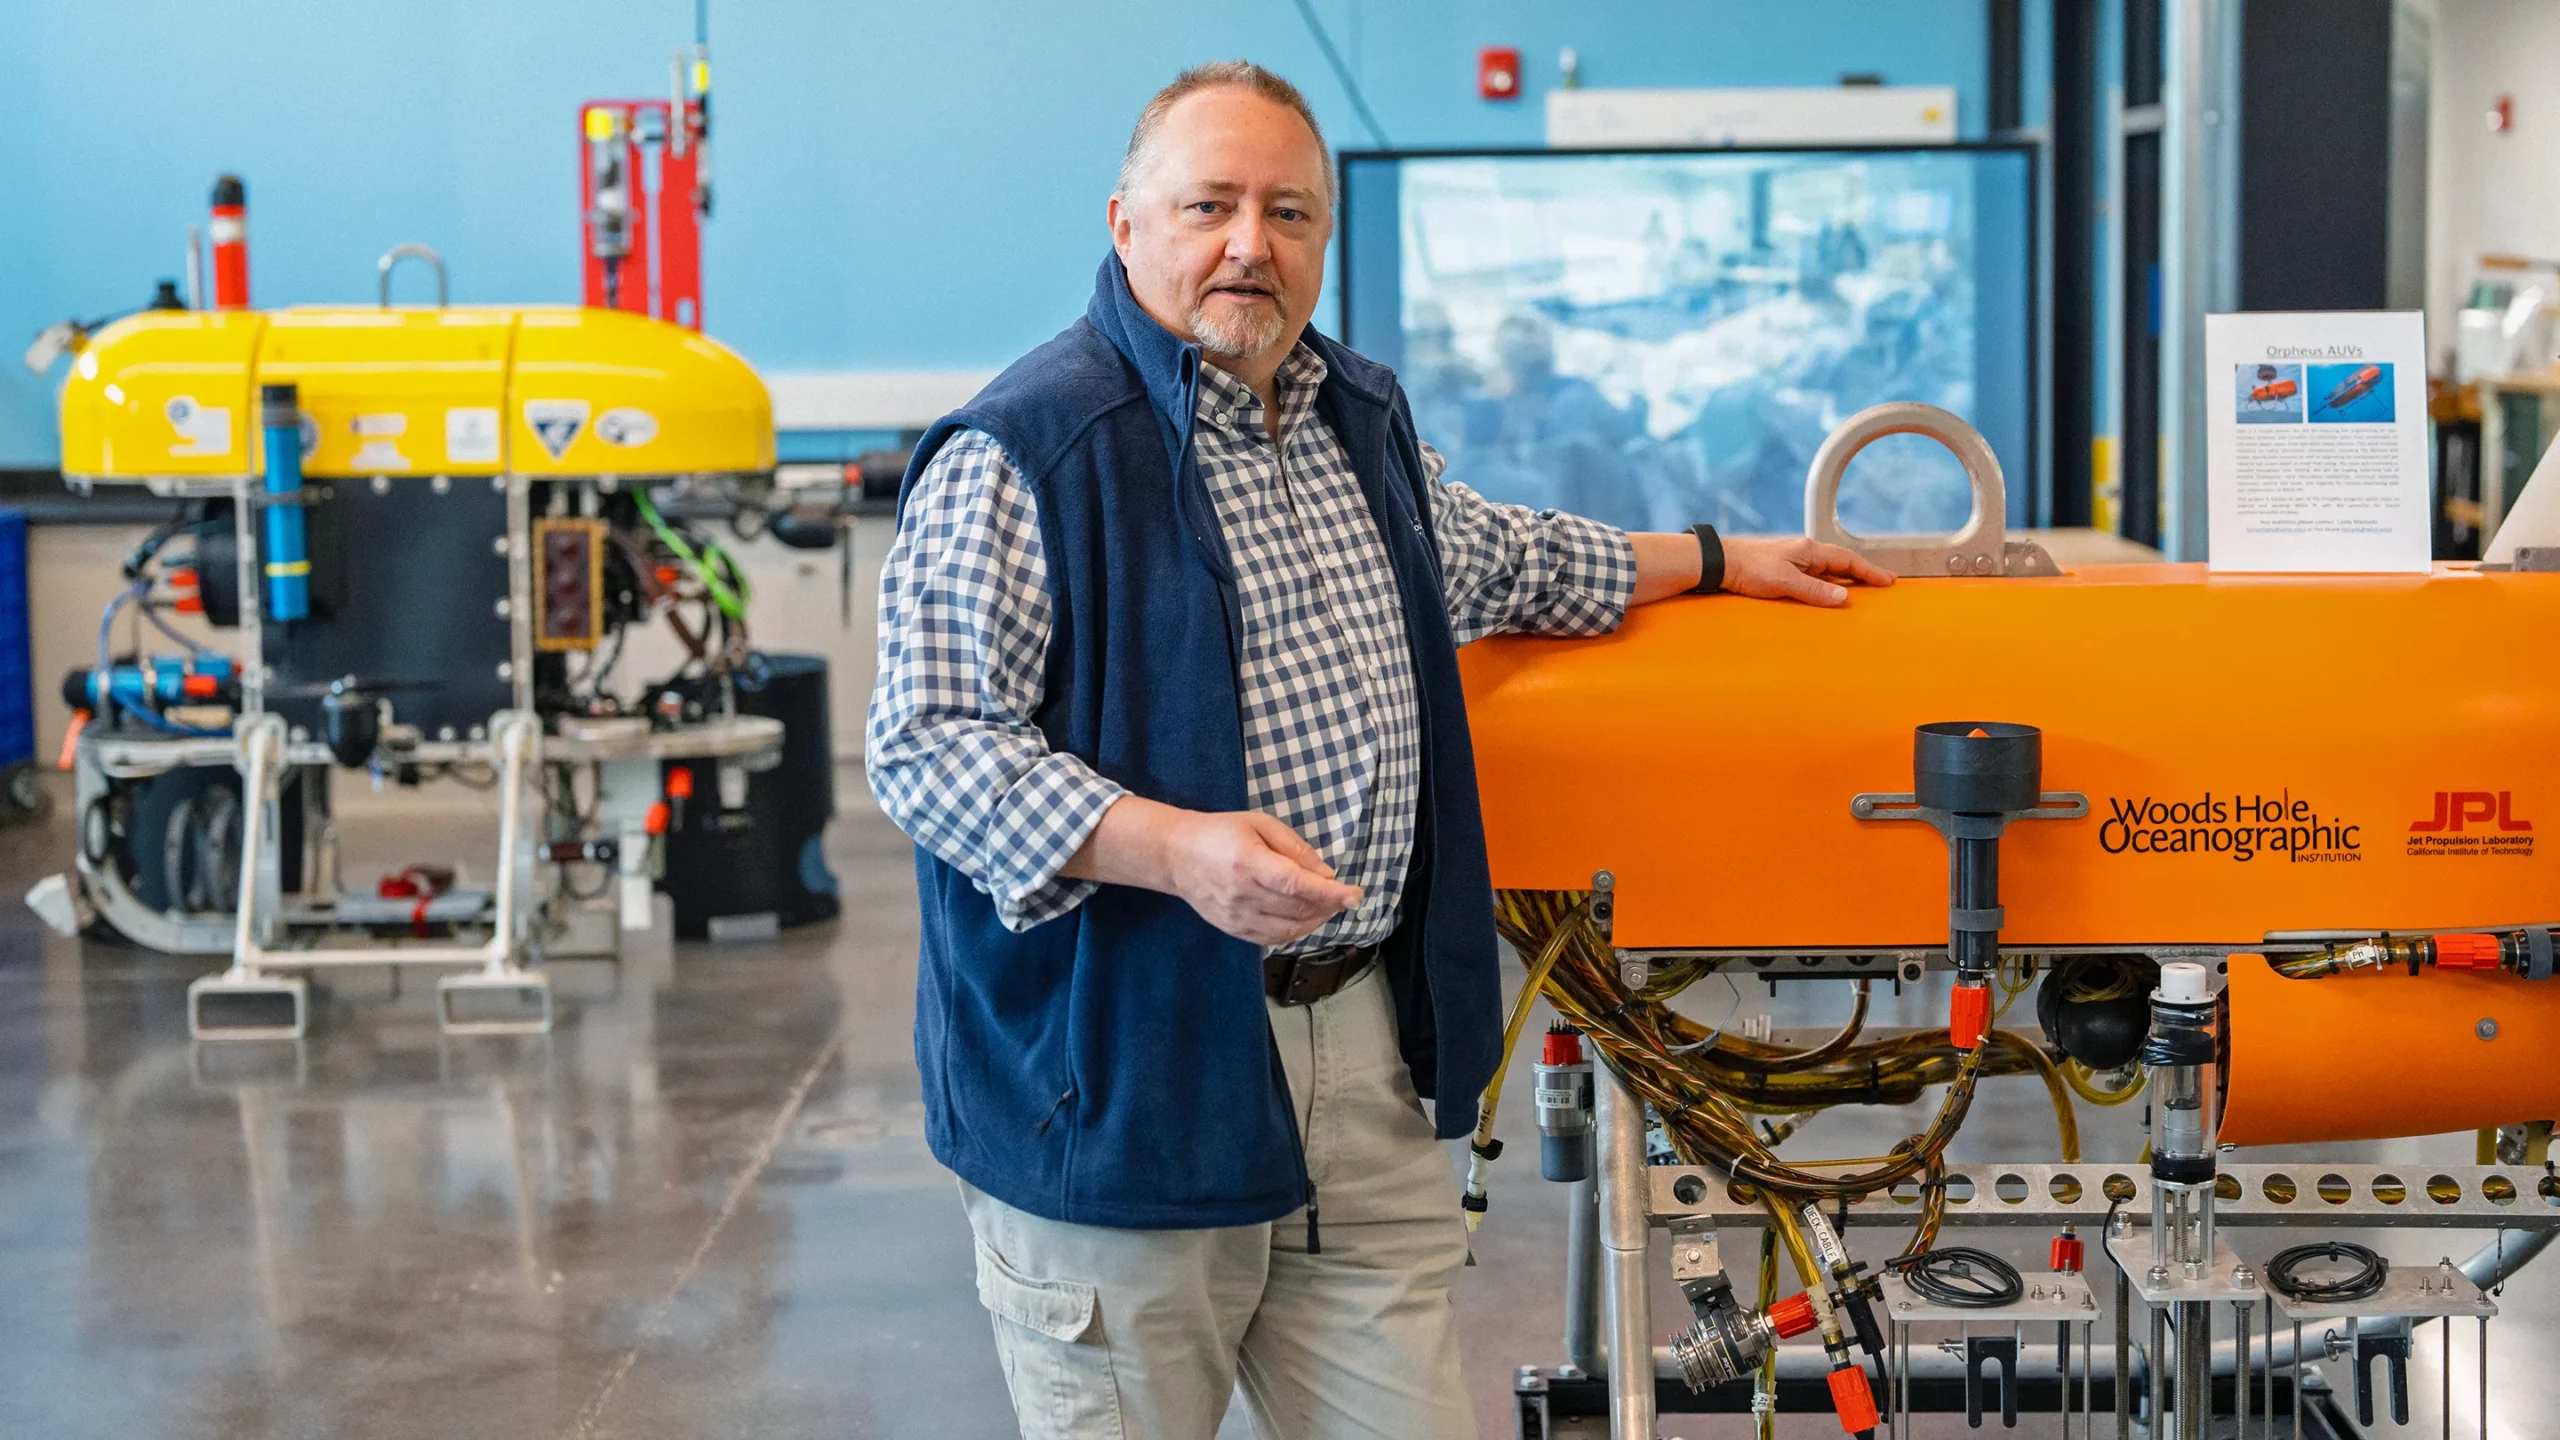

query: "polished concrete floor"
xmin=0 ymin=774 xmax=2544 ymax=1438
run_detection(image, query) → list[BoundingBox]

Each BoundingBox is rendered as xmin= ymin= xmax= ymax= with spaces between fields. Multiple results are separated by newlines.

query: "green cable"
xmin=633 ymin=488 xmax=747 ymax=619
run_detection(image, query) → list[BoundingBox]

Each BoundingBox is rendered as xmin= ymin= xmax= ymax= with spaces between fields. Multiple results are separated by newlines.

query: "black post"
xmin=2119 ymin=0 xmax=2165 ymax=546
xmin=2049 ymin=0 xmax=2098 ymax=526
xmin=1988 ymin=0 xmax=2024 ymax=135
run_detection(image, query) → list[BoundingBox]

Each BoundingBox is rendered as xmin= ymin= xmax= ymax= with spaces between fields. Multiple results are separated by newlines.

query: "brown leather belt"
xmin=1264 ymin=943 xmax=1377 ymax=1006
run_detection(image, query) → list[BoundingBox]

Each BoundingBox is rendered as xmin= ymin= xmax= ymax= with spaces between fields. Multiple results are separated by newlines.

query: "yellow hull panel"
xmin=59 ymin=305 xmax=773 ymax=481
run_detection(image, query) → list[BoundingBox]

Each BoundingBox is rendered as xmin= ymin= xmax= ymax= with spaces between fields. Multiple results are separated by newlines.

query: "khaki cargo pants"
xmin=959 ymin=966 xmax=1477 ymax=1440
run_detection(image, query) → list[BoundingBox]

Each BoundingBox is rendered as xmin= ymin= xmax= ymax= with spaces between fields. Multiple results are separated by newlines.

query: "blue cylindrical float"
xmin=259 ymin=382 xmax=309 ymax=622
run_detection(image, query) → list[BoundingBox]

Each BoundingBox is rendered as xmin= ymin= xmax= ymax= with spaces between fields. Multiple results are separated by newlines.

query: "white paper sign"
xmin=2206 ymin=311 xmax=2429 ymax=572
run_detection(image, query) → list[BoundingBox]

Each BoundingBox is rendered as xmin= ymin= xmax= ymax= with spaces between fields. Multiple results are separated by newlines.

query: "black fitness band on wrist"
xmin=1688 ymin=523 xmax=1725 ymax=595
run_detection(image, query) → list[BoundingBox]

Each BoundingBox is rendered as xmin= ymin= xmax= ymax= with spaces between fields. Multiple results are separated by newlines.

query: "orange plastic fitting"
xmin=1828 ymin=1363 xmax=1880 ymax=1434
xmin=1767 ymin=1291 xmax=1819 ymax=1339
xmin=2432 ymin=933 xmax=2503 ymax=970
xmin=1949 ymin=981 xmax=1991 ymax=1050
xmin=2050 ymin=1233 xmax=2084 ymax=1273
xmin=1540 ymin=1025 xmax=1584 ymax=1066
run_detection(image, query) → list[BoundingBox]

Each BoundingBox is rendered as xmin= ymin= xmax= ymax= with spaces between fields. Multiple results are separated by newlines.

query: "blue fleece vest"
xmin=896 ymin=255 xmax=1501 ymax=1229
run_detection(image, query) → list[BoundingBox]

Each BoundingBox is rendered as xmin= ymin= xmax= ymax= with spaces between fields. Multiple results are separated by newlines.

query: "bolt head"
xmin=2478 ymin=1017 xmax=2500 ymax=1040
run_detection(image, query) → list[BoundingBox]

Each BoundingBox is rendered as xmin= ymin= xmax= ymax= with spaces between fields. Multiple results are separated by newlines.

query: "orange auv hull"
xmin=2222 ymin=954 xmax=2560 ymax=1145
xmin=1458 ymin=564 xmax=2560 ymax=950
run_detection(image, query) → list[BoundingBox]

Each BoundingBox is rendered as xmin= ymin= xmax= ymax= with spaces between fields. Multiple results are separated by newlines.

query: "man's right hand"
xmin=1060 ymin=796 xmax=1361 ymax=947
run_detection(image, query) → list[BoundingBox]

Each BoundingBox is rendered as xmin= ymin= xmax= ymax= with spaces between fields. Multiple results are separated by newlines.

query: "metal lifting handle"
xmin=1802 ymin=401 xmax=2057 ymax=578
xmin=378 ymin=243 xmax=449 ymax=308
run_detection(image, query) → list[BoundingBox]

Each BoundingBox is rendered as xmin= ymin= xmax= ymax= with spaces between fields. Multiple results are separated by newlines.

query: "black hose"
xmin=2266 ymin=1242 xmax=2388 ymax=1304
xmin=1888 ymin=1246 xmax=2024 ymax=1308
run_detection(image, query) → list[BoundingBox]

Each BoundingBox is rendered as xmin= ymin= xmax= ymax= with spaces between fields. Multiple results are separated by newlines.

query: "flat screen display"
xmin=1338 ymin=146 xmax=2036 ymax=536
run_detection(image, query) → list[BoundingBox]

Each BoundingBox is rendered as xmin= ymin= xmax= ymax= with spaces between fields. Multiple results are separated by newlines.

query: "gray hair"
xmin=1116 ymin=61 xmax=1332 ymax=206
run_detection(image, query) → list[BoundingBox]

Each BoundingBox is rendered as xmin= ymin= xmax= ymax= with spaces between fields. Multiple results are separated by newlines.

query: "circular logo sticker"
xmin=595 ymin=407 xmax=659 ymax=447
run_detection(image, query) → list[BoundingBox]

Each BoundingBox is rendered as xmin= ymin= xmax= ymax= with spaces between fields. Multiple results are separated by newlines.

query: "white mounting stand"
xmin=188 ymin=711 xmax=551 ymax=1040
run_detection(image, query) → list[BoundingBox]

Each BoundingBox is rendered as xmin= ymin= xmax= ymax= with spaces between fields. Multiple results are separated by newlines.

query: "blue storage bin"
xmin=0 ymin=509 xmax=31 ymax=771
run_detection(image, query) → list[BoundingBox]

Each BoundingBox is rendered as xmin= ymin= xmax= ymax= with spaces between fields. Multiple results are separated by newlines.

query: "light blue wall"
xmin=1 ymin=0 xmax=1993 ymax=467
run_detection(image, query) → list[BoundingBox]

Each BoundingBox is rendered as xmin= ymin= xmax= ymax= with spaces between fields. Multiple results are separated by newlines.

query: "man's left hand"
xmin=1718 ymin=536 xmax=1896 ymax=607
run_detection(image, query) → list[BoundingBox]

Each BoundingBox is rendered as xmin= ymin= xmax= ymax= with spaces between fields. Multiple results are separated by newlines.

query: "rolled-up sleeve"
xmin=1422 ymin=442 xmax=1638 ymax=644
xmin=865 ymin=431 xmax=1125 ymax=931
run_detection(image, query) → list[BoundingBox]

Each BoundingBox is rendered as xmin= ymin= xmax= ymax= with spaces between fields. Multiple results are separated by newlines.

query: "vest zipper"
xmin=1035 ymin=1087 xmax=1073 ymax=1135
xmin=1265 ymin=1020 xmax=1319 ymax=1255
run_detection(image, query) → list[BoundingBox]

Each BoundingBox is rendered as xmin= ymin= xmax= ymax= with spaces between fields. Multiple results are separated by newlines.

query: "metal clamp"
xmin=1804 ymin=402 xmax=2060 ymax=578
xmin=1965 ymin=1334 xmax=2020 ymax=1429
xmin=378 ymin=243 xmax=449 ymax=308
xmin=1852 ymin=791 xmax=2090 ymax=828
xmin=2352 ymin=1328 xmax=2411 ymax=1429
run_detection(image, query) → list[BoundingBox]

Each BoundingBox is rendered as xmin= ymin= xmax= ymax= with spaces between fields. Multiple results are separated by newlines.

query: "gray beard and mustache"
xmin=1187 ymin=272 xmax=1289 ymax=359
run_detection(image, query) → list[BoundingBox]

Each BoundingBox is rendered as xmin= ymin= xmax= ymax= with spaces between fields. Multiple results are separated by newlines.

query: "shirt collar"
xmin=1195 ymin=343 xmax=1330 ymax=436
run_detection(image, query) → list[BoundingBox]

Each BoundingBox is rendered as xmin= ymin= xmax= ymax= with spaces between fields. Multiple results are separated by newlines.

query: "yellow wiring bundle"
xmin=1490 ymin=889 xmax=2085 ymax=1259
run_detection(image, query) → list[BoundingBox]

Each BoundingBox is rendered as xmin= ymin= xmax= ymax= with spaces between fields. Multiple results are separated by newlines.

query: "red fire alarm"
xmin=1479 ymin=46 xmax=1522 ymax=101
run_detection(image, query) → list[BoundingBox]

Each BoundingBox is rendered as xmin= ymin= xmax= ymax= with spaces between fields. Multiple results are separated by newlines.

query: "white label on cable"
xmin=594 ymin=406 xmax=658 ymax=447
xmin=445 ymin=406 xmax=501 ymax=464
xmin=349 ymin=411 xmax=411 ymax=471
xmin=164 ymin=395 xmax=233 ymax=457
xmin=523 ymin=399 xmax=589 ymax=460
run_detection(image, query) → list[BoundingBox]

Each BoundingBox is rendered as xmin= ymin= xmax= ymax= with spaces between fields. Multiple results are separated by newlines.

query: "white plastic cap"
xmin=2158 ymin=961 xmax=2211 ymax=1003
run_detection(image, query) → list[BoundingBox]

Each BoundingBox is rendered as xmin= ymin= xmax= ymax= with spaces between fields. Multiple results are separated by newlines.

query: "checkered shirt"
xmin=867 ymin=342 xmax=1635 ymax=946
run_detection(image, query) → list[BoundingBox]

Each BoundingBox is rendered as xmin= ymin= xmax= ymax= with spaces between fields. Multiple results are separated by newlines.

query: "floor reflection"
xmin=3 ymin=782 xmax=2553 ymax=1438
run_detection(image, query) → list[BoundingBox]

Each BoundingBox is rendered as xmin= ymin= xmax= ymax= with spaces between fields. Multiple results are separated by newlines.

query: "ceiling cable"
xmin=1288 ymin=0 xmax=1390 ymax=149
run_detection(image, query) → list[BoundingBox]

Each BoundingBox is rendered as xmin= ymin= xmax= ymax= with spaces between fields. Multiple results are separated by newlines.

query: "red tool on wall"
xmin=579 ymin=43 xmax=712 ymax=328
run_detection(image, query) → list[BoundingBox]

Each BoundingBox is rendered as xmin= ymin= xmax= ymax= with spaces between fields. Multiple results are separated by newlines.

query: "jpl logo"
xmin=2409 ymin=791 xmax=2532 ymax=833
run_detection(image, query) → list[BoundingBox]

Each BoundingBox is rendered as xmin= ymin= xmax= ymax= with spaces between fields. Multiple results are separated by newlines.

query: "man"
xmin=867 ymin=61 xmax=1890 ymax=1440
